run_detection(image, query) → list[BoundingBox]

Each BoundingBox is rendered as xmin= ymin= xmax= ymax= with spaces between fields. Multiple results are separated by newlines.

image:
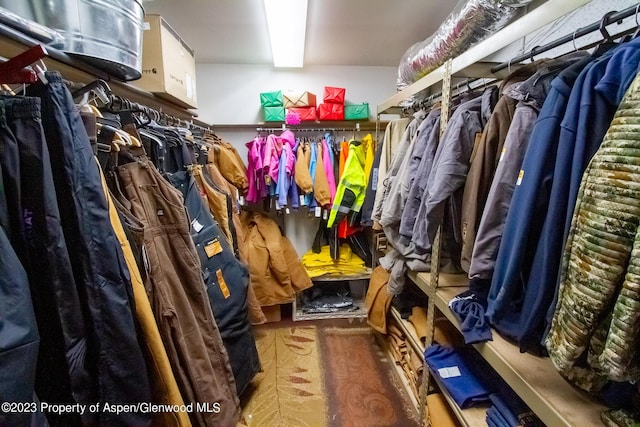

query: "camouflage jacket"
xmin=546 ymin=70 xmax=640 ymax=387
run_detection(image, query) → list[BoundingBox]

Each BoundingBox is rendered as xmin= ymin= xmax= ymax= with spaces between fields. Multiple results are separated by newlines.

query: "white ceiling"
xmin=140 ymin=0 xmax=456 ymax=67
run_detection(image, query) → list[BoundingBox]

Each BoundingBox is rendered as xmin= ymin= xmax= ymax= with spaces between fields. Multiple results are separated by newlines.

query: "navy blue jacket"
xmin=483 ymin=54 xmax=595 ymax=345
xmin=541 ymin=38 xmax=640 ymax=344
xmin=485 ymin=54 xmax=593 ymax=350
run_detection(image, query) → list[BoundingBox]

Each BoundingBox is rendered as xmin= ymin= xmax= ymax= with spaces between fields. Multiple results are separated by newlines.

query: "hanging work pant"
xmin=117 ymin=159 xmax=240 ymax=427
xmin=0 ymin=96 xmax=92 ymax=426
xmin=0 ymin=147 xmax=42 ymax=427
xmin=27 ymin=71 xmax=152 ymax=426
xmin=167 ymin=169 xmax=260 ymax=397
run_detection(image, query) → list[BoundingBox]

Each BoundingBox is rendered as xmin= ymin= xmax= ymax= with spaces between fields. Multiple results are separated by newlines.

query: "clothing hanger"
xmin=71 ymin=79 xmax=111 ymax=104
xmin=529 ymin=45 xmax=541 ymax=63
xmin=624 ymin=4 xmax=640 ymax=42
xmin=591 ymin=11 xmax=620 ymax=57
xmin=0 ymin=44 xmax=48 ymax=84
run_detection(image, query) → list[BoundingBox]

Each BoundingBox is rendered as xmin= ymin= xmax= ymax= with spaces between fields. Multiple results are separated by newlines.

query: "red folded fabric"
xmin=318 ymin=103 xmax=344 ymax=121
xmin=287 ymin=107 xmax=317 ymax=121
xmin=323 ymin=86 xmax=345 ymax=104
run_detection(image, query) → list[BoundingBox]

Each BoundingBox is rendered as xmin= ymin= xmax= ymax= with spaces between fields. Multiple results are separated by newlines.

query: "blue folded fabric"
xmin=424 ymin=344 xmax=492 ymax=408
xmin=486 ymin=409 xmax=500 ymax=427
xmin=487 ymin=406 xmax=511 ymax=427
xmin=489 ymin=394 xmax=520 ymax=427
xmin=449 ymin=290 xmax=493 ymax=344
xmin=489 ymin=386 xmax=544 ymax=426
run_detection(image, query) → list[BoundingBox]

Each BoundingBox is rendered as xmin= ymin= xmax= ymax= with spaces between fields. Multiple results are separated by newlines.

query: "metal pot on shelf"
xmin=0 ymin=0 xmax=144 ymax=80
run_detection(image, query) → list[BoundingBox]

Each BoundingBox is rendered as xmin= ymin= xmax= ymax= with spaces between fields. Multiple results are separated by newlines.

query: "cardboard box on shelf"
xmin=132 ymin=14 xmax=198 ymax=109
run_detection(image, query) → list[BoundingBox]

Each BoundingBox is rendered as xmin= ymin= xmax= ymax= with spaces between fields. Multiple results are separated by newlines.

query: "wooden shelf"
xmin=374 ymin=332 xmax=421 ymax=415
xmin=310 ymin=270 xmax=372 ymax=282
xmin=418 ymin=275 xmax=607 ymax=427
xmin=376 ymin=0 xmax=592 ymax=114
xmin=389 ymin=306 xmax=425 ymax=357
xmin=215 ymin=121 xmax=381 ymax=131
xmin=0 ymin=24 xmax=200 ymax=122
xmin=428 ymin=373 xmax=489 ymax=427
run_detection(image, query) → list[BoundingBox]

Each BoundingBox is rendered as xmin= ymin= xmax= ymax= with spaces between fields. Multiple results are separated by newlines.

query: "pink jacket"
xmin=263 ymin=134 xmax=282 ymax=184
xmin=322 ymin=137 xmax=336 ymax=203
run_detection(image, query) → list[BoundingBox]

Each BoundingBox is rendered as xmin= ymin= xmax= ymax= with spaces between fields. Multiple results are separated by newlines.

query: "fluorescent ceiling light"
xmin=263 ymin=0 xmax=308 ymax=67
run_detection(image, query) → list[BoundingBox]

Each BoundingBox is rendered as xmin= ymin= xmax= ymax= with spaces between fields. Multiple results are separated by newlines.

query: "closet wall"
xmin=196 ymin=64 xmax=396 ymax=125
xmin=195 ymin=64 xmax=397 ymax=255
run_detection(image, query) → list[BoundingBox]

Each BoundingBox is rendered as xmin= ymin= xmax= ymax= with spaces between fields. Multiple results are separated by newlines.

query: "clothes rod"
xmin=492 ymin=4 xmax=640 ymax=73
xmin=256 ymin=124 xmax=364 ymax=133
xmin=407 ymin=76 xmax=497 ymax=110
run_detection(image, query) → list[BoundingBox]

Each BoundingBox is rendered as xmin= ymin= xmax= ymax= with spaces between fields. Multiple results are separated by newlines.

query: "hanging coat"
xmin=295 ymin=141 xmax=313 ymax=194
xmin=546 ymin=70 xmax=640 ymax=386
xmin=328 ymin=138 xmax=368 ymax=228
xmin=241 ymin=211 xmax=313 ymax=306
xmin=245 ymin=136 xmax=265 ymax=203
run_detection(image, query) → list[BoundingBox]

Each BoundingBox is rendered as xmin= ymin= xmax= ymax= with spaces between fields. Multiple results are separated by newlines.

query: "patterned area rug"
xmin=240 ymin=325 xmax=326 ymax=427
xmin=240 ymin=321 xmax=419 ymax=427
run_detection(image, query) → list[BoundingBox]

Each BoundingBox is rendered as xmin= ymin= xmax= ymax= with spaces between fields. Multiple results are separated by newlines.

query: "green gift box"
xmin=344 ymin=103 xmax=369 ymax=120
xmin=263 ymin=106 xmax=285 ymax=122
xmin=260 ymin=90 xmax=283 ymax=107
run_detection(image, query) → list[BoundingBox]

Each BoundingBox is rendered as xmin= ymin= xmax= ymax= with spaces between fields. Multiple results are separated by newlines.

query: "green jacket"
xmin=328 ymin=139 xmax=367 ymax=228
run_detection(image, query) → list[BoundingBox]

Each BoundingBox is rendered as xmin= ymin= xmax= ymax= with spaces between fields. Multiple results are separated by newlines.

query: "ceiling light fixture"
xmin=263 ymin=0 xmax=308 ymax=68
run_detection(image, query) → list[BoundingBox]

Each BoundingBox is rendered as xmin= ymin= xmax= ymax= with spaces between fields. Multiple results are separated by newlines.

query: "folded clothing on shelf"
xmin=424 ymin=344 xmax=492 ymax=409
xmin=302 ymin=244 xmax=367 ymax=278
xmin=426 ymin=393 xmax=458 ymax=427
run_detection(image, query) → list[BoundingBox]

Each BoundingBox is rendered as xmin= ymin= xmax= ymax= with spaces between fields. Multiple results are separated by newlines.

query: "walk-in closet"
xmin=1 ymin=1 xmax=640 ymax=426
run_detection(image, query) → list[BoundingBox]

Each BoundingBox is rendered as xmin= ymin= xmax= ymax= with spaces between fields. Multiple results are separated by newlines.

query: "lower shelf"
xmin=293 ymin=274 xmax=370 ymax=321
xmin=432 ymin=276 xmax=607 ymax=427
xmin=374 ymin=332 xmax=421 ymax=415
xmin=292 ymin=302 xmax=368 ymax=321
xmin=428 ymin=368 xmax=489 ymax=427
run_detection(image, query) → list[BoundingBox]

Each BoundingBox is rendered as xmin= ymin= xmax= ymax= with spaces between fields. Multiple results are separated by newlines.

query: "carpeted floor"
xmin=240 ymin=319 xmax=420 ymax=427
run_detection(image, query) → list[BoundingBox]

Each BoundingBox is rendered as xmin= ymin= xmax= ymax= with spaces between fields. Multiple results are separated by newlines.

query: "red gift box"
xmin=323 ymin=86 xmax=346 ymax=104
xmin=288 ymin=106 xmax=317 ymax=121
xmin=318 ymin=103 xmax=345 ymax=121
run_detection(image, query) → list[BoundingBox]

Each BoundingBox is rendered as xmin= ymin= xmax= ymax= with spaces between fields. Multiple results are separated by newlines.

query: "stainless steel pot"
xmin=0 ymin=0 xmax=144 ymax=80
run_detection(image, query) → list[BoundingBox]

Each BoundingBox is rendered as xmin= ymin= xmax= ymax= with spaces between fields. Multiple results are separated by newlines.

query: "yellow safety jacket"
xmin=327 ymin=136 xmax=371 ymax=228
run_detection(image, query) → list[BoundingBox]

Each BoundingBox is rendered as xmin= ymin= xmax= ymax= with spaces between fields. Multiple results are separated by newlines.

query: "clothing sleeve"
xmin=399 ymin=120 xmax=440 ymax=240
xmin=277 ymin=151 xmax=289 ymax=207
xmin=459 ymin=98 xmax=512 ymax=272
xmin=295 ymin=143 xmax=313 ymax=194
xmin=313 ymin=142 xmax=332 ymax=207
xmin=216 ymin=142 xmax=248 ymax=193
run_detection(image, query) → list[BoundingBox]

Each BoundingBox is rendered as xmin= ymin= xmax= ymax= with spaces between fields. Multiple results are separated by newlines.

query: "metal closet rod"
xmin=256 ymin=125 xmax=363 ymax=133
xmin=406 ymin=76 xmax=497 ymax=111
xmin=109 ymin=94 xmax=213 ymax=133
xmin=491 ymin=4 xmax=640 ymax=73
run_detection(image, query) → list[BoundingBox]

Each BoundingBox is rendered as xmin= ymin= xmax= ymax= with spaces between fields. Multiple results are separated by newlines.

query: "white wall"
xmin=195 ymin=64 xmax=396 ymax=255
xmin=195 ymin=64 xmax=397 ymax=125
